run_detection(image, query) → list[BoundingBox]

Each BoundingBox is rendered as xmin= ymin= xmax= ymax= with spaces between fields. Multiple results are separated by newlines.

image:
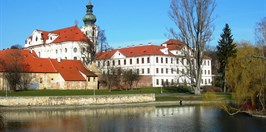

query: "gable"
xmin=112 ymin=51 xmax=126 ymax=59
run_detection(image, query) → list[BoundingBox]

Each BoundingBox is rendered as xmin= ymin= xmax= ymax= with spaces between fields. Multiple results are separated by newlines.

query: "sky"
xmin=0 ymin=0 xmax=265 ymax=50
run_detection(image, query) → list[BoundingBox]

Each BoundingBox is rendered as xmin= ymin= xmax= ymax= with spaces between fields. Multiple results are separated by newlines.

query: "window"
xmin=177 ymin=68 xmax=179 ymax=74
xmin=205 ymin=79 xmax=207 ymax=84
xmin=156 ymin=57 xmax=159 ymax=63
xmin=208 ymin=61 xmax=210 ymax=66
xmin=36 ymin=37 xmax=38 ymax=41
xmin=161 ymin=68 xmax=164 ymax=74
xmin=171 ymin=68 xmax=173 ymax=74
xmin=161 ymin=79 xmax=164 ymax=85
xmin=161 ymin=57 xmax=163 ymax=63
xmin=130 ymin=59 xmax=132 ymax=65
xmin=82 ymin=48 xmax=86 ymax=53
xmin=88 ymin=77 xmax=91 ymax=82
xmin=65 ymin=57 xmax=67 ymax=60
xmin=156 ymin=79 xmax=159 ymax=85
xmin=124 ymin=59 xmax=126 ymax=65
xmin=118 ymin=60 xmax=121 ymax=65
xmin=166 ymin=58 xmax=168 ymax=63
xmin=142 ymin=58 xmax=144 ymax=64
xmin=156 ymin=68 xmax=159 ymax=74
xmin=40 ymin=78 xmax=43 ymax=83
xmin=208 ymin=70 xmax=210 ymax=75
xmin=74 ymin=47 xmax=78 ymax=53
xmin=98 ymin=62 xmax=100 ymax=67
xmin=93 ymin=77 xmax=96 ymax=82
xmin=137 ymin=69 xmax=139 ymax=74
xmin=137 ymin=58 xmax=139 ymax=64
xmin=147 ymin=57 xmax=150 ymax=63
xmin=166 ymin=68 xmax=168 ymax=74
xmin=182 ymin=69 xmax=185 ymax=74
xmin=204 ymin=70 xmax=206 ymax=75
xmin=208 ymin=79 xmax=211 ymax=84
xmin=56 ymin=50 xmax=58 ymax=54
xmin=171 ymin=79 xmax=174 ymax=85
xmin=147 ymin=68 xmax=150 ymax=74
xmin=112 ymin=60 xmax=115 ymax=66
xmin=142 ymin=69 xmax=145 ymax=74
xmin=171 ymin=58 xmax=173 ymax=64
xmin=74 ymin=57 xmax=77 ymax=60
xmin=176 ymin=58 xmax=179 ymax=64
xmin=107 ymin=61 xmax=110 ymax=66
xmin=65 ymin=48 xmax=67 ymax=53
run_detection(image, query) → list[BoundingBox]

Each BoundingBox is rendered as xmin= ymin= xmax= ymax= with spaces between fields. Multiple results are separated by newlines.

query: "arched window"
xmin=74 ymin=47 xmax=77 ymax=53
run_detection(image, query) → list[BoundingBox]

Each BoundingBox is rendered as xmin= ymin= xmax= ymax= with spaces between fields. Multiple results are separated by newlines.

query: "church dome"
xmin=83 ymin=1 xmax=97 ymax=26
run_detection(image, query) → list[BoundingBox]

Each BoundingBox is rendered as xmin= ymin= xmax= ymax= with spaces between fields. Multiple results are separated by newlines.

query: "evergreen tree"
xmin=216 ymin=24 xmax=237 ymax=92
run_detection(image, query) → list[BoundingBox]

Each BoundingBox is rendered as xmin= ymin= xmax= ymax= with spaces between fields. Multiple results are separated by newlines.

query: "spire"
xmin=83 ymin=0 xmax=96 ymax=26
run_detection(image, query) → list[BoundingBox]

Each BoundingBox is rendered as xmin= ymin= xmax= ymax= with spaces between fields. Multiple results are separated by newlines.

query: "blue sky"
xmin=0 ymin=0 xmax=265 ymax=49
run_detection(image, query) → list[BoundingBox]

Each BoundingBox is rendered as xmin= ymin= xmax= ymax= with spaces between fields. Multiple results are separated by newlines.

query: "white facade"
xmin=24 ymin=1 xmax=98 ymax=61
xmin=96 ymin=42 xmax=212 ymax=87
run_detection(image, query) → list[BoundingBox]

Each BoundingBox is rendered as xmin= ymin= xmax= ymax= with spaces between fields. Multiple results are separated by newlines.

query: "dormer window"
xmin=36 ymin=37 xmax=38 ymax=42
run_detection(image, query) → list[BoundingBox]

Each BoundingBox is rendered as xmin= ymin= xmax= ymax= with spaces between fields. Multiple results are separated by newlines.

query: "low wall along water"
xmin=0 ymin=94 xmax=155 ymax=107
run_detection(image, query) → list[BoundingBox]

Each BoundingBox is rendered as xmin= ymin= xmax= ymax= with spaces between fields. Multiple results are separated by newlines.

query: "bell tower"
xmin=81 ymin=0 xmax=98 ymax=52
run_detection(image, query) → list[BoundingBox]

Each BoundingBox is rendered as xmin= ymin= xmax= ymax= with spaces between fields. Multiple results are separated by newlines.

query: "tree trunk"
xmin=223 ymin=66 xmax=227 ymax=93
xmin=259 ymin=88 xmax=265 ymax=111
xmin=223 ymin=78 xmax=227 ymax=93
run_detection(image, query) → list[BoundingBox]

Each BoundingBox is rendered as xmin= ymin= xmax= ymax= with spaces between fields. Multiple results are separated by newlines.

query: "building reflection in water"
xmin=2 ymin=105 xmax=264 ymax=132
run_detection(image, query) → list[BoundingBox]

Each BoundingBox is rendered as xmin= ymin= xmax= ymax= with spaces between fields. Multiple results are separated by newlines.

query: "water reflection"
xmin=1 ymin=106 xmax=266 ymax=132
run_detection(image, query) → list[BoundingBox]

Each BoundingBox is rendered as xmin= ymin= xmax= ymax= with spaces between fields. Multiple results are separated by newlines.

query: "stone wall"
xmin=0 ymin=94 xmax=155 ymax=106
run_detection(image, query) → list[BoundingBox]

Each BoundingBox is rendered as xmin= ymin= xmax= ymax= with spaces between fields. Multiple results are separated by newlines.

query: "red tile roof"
xmin=0 ymin=49 xmax=57 ymax=73
xmin=0 ymin=49 xmax=97 ymax=81
xmin=28 ymin=26 xmax=92 ymax=45
xmin=97 ymin=45 xmax=175 ymax=60
xmin=162 ymin=39 xmax=186 ymax=50
xmin=50 ymin=59 xmax=97 ymax=81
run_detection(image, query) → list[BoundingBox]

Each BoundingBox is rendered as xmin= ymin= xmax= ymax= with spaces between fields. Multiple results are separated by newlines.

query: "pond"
xmin=1 ymin=105 xmax=265 ymax=132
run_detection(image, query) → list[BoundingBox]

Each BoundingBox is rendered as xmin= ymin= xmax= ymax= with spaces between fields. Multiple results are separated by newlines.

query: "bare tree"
xmin=255 ymin=17 xmax=266 ymax=60
xmin=255 ymin=17 xmax=266 ymax=46
xmin=169 ymin=0 xmax=216 ymax=95
xmin=123 ymin=69 xmax=140 ymax=90
xmin=101 ymin=66 xmax=122 ymax=92
xmin=0 ymin=49 xmax=30 ymax=91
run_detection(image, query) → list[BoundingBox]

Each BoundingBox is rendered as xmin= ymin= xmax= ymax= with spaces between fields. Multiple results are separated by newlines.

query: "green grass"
xmin=0 ymin=87 xmax=188 ymax=97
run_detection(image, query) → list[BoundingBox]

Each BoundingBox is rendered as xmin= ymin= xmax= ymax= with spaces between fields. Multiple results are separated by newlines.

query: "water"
xmin=1 ymin=105 xmax=265 ymax=132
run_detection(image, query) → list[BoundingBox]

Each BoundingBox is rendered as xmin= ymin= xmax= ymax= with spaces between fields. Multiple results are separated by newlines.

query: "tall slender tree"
xmin=216 ymin=24 xmax=237 ymax=92
xmin=169 ymin=0 xmax=216 ymax=95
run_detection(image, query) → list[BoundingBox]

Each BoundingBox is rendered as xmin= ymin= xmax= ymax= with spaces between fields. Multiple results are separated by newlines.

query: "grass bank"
xmin=0 ymin=87 xmax=231 ymax=102
xmin=0 ymin=87 xmax=189 ymax=96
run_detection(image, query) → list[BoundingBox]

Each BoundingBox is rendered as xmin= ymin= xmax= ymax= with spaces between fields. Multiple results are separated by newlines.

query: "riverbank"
xmin=0 ymin=94 xmax=155 ymax=107
xmin=0 ymin=99 xmax=222 ymax=111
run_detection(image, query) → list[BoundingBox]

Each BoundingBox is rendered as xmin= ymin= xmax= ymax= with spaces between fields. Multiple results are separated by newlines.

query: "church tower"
xmin=81 ymin=0 xmax=98 ymax=51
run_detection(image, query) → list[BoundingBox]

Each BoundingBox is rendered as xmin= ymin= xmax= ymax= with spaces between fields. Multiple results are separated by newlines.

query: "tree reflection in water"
xmin=1 ymin=106 xmax=266 ymax=132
